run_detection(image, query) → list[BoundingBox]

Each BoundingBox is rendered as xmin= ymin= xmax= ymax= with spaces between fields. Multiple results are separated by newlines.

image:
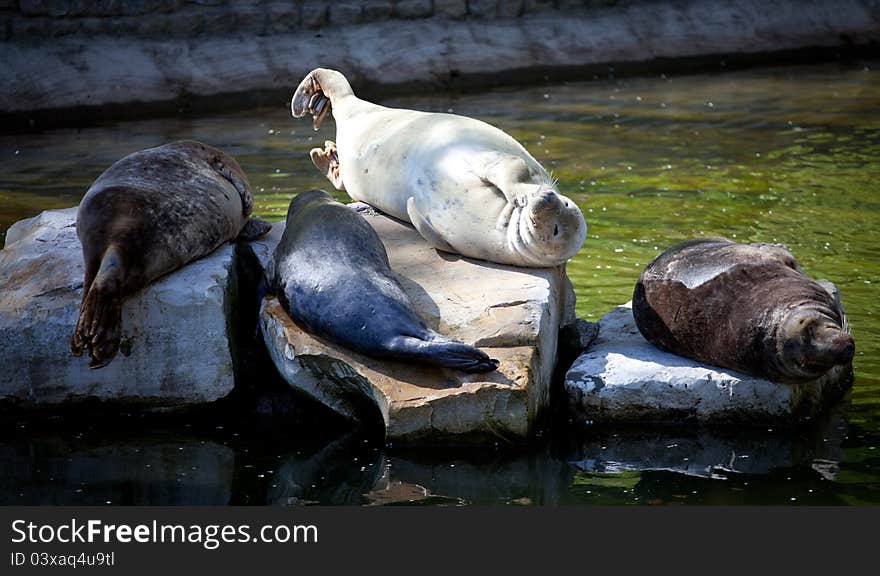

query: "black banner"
xmin=0 ymin=507 xmax=876 ymax=574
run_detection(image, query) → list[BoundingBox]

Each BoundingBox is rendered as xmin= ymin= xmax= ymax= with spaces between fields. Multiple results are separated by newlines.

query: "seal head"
xmin=510 ymin=184 xmax=586 ymax=266
xmin=775 ymin=306 xmax=855 ymax=381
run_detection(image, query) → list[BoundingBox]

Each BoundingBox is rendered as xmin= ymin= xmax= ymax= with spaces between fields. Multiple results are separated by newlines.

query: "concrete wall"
xmin=2 ymin=0 xmax=878 ymax=127
xmin=3 ymin=1 xmax=609 ymax=40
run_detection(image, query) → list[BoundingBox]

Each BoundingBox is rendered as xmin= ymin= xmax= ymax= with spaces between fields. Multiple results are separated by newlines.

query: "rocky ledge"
xmin=250 ymin=204 xmax=575 ymax=443
xmin=565 ymin=303 xmax=853 ymax=426
xmin=0 ymin=208 xmax=239 ymax=407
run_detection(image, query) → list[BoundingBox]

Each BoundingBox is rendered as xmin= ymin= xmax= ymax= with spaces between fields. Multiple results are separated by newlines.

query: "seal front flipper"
xmin=815 ymin=278 xmax=849 ymax=333
xmin=815 ymin=279 xmax=842 ymax=304
xmin=236 ymin=217 xmax=272 ymax=241
xmin=480 ymin=154 xmax=532 ymax=205
xmin=406 ymin=197 xmax=455 ymax=253
xmin=212 ymin=158 xmax=253 ymax=216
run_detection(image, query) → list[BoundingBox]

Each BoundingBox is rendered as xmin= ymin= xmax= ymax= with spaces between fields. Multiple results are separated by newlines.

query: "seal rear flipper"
xmin=406 ymin=197 xmax=456 ymax=254
xmin=72 ymin=246 xmax=124 ymax=369
xmin=236 ymin=217 xmax=273 ymax=241
xmin=84 ymin=297 xmax=122 ymax=369
xmin=71 ymin=257 xmax=100 ymax=357
xmin=388 ymin=335 xmax=499 ymax=373
xmin=291 ymin=70 xmax=334 ymax=131
xmin=434 ymin=341 xmax=500 ymax=373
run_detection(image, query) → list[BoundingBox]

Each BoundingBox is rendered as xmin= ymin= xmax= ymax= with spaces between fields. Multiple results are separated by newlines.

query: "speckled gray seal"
xmin=271 ymin=189 xmax=499 ymax=373
xmin=71 ymin=140 xmax=271 ymax=369
xmin=632 ymin=237 xmax=854 ymax=383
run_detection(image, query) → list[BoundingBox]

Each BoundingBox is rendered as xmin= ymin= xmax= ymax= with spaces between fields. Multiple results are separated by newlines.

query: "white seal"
xmin=291 ymin=68 xmax=587 ymax=267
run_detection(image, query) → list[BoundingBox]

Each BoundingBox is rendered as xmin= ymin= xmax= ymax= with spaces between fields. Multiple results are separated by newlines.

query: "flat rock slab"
xmin=253 ymin=205 xmax=574 ymax=442
xmin=0 ymin=208 xmax=238 ymax=407
xmin=565 ymin=303 xmax=852 ymax=426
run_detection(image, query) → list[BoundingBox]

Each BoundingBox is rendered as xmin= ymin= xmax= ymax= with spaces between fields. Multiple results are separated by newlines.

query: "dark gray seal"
xmin=71 ymin=140 xmax=271 ymax=369
xmin=271 ymin=189 xmax=499 ymax=373
xmin=632 ymin=237 xmax=854 ymax=383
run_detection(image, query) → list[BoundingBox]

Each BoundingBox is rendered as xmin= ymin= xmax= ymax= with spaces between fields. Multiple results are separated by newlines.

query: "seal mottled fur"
xmin=632 ymin=237 xmax=854 ymax=383
xmin=71 ymin=140 xmax=271 ymax=368
xmin=272 ymin=189 xmax=499 ymax=373
xmin=290 ymin=68 xmax=587 ymax=268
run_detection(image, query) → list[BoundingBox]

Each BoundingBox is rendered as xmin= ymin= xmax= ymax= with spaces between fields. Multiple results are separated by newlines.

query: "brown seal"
xmin=70 ymin=140 xmax=271 ymax=369
xmin=632 ymin=237 xmax=854 ymax=383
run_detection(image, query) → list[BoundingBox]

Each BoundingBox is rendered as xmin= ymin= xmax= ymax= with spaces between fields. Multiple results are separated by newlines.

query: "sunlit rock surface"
xmin=565 ymin=303 xmax=852 ymax=425
xmin=251 ymin=204 xmax=575 ymax=442
xmin=0 ymin=208 xmax=238 ymax=406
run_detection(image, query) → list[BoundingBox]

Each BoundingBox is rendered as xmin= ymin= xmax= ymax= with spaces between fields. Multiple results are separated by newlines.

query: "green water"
xmin=1 ymin=60 xmax=878 ymax=505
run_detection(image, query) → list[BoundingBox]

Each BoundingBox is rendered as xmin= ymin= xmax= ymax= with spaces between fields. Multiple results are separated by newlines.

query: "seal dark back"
xmin=632 ymin=238 xmax=842 ymax=380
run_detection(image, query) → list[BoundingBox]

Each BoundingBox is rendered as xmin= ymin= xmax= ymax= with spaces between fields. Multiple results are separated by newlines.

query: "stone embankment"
xmin=2 ymin=0 xmax=878 ymax=127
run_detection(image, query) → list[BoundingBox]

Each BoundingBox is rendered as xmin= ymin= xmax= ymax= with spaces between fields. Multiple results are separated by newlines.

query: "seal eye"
xmin=553 ymin=224 xmax=559 ymax=237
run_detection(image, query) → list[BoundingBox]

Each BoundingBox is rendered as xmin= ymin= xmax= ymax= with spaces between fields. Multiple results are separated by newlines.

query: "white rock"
xmin=252 ymin=204 xmax=575 ymax=442
xmin=565 ymin=303 xmax=852 ymax=425
xmin=0 ymin=208 xmax=238 ymax=406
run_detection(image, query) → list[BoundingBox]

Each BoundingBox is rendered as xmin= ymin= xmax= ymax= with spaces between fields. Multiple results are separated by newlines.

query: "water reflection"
xmin=266 ymin=435 xmax=385 ymax=506
xmin=0 ymin=435 xmax=234 ymax=506
xmin=569 ymin=410 xmax=847 ymax=482
xmin=1 ymin=404 xmax=865 ymax=506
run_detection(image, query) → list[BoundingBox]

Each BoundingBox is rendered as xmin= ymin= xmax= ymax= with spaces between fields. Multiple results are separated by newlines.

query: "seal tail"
xmin=390 ymin=335 xmax=500 ymax=373
xmin=71 ymin=245 xmax=124 ymax=369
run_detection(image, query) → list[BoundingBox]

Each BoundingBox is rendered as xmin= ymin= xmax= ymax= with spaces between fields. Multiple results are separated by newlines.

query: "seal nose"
xmin=530 ymin=189 xmax=558 ymax=215
xmin=815 ymin=327 xmax=855 ymax=366
xmin=838 ymin=334 xmax=856 ymax=364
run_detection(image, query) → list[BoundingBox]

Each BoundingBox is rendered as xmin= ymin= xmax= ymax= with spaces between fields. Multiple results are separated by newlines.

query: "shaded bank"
xmin=2 ymin=0 xmax=879 ymax=130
